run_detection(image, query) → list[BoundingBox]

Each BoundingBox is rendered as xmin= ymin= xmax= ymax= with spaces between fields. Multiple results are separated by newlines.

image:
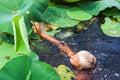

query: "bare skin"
xmin=33 ymin=22 xmax=97 ymax=80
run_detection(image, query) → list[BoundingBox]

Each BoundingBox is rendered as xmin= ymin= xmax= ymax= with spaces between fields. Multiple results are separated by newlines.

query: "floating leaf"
xmin=63 ymin=0 xmax=80 ymax=3
xmin=67 ymin=0 xmax=120 ymax=21
xmin=45 ymin=29 xmax=61 ymax=37
xmin=67 ymin=7 xmax=92 ymax=21
xmin=40 ymin=23 xmax=61 ymax=37
xmin=56 ymin=65 xmax=75 ymax=80
xmin=56 ymin=31 xmax=74 ymax=39
xmin=12 ymin=15 xmax=30 ymax=54
xmin=0 ymin=0 xmax=49 ymax=35
xmin=44 ymin=23 xmax=59 ymax=31
xmin=43 ymin=5 xmax=79 ymax=28
xmin=79 ymin=0 xmax=120 ymax=15
xmin=101 ymin=17 xmax=120 ymax=37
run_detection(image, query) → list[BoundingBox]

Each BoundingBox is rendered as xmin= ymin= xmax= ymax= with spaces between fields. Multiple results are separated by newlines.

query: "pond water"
xmin=35 ymin=18 xmax=120 ymax=80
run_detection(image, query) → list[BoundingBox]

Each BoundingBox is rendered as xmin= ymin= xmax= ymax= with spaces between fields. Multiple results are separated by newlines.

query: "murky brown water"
xmin=33 ymin=18 xmax=120 ymax=80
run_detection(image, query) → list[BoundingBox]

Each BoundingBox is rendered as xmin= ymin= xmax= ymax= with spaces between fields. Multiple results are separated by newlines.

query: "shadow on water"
xmin=34 ymin=18 xmax=120 ymax=80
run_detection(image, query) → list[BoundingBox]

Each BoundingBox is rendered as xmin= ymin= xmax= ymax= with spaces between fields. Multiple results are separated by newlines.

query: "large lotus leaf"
xmin=0 ymin=42 xmax=17 ymax=69
xmin=12 ymin=15 xmax=39 ymax=61
xmin=0 ymin=15 xmax=31 ymax=69
xmin=63 ymin=0 xmax=80 ymax=3
xmin=0 ymin=55 xmax=60 ymax=80
xmin=79 ymin=0 xmax=120 ymax=15
xmin=12 ymin=15 xmax=30 ymax=54
xmin=30 ymin=60 xmax=60 ymax=80
xmin=0 ymin=43 xmax=38 ymax=69
xmin=0 ymin=0 xmax=49 ymax=35
xmin=67 ymin=0 xmax=120 ymax=21
xmin=0 ymin=55 xmax=31 ymax=80
xmin=43 ymin=5 xmax=79 ymax=28
xmin=101 ymin=17 xmax=120 ymax=37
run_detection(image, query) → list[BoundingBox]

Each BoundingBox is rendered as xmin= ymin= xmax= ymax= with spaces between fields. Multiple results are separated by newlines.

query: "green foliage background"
xmin=1 ymin=0 xmax=120 ymax=79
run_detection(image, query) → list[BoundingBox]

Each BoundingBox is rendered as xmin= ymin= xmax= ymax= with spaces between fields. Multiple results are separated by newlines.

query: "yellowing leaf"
xmin=40 ymin=22 xmax=61 ymax=37
xmin=56 ymin=65 xmax=75 ymax=80
xmin=44 ymin=23 xmax=59 ymax=31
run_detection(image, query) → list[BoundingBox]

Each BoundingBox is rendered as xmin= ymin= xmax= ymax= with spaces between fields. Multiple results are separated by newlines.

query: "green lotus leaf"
xmin=79 ymin=0 xmax=120 ymax=15
xmin=0 ymin=15 xmax=31 ymax=69
xmin=0 ymin=55 xmax=60 ymax=80
xmin=0 ymin=55 xmax=31 ymax=80
xmin=63 ymin=0 xmax=80 ymax=3
xmin=101 ymin=17 xmax=120 ymax=37
xmin=67 ymin=0 xmax=120 ymax=21
xmin=67 ymin=7 xmax=92 ymax=21
xmin=30 ymin=60 xmax=60 ymax=80
xmin=0 ymin=0 xmax=49 ymax=35
xmin=43 ymin=5 xmax=79 ymax=28
xmin=12 ymin=15 xmax=30 ymax=53
xmin=0 ymin=42 xmax=17 ymax=69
